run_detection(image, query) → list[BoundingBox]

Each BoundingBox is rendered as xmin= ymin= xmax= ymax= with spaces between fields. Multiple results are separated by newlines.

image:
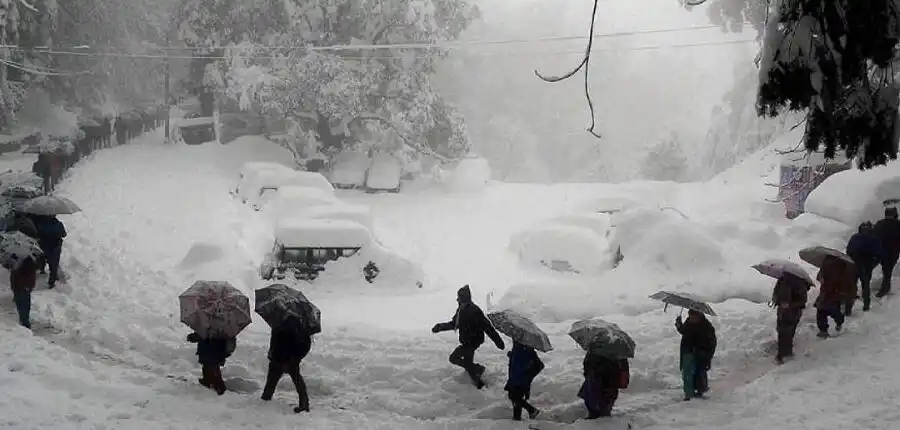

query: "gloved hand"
xmin=431 ymin=324 xmax=441 ymax=334
xmin=495 ymin=338 xmax=505 ymax=350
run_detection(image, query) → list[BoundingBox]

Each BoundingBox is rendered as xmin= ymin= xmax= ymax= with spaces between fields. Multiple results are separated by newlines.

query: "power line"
xmin=0 ymin=23 xmax=753 ymax=54
xmin=0 ymin=58 xmax=92 ymax=76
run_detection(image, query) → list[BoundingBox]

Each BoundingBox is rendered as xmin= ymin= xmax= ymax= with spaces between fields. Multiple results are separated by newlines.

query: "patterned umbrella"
xmin=799 ymin=246 xmax=853 ymax=268
xmin=21 ymin=195 xmax=81 ymax=216
xmin=649 ymin=291 xmax=717 ymax=316
xmin=179 ymin=281 xmax=251 ymax=338
xmin=0 ymin=231 xmax=43 ymax=270
xmin=487 ymin=309 xmax=552 ymax=352
xmin=254 ymin=284 xmax=322 ymax=334
xmin=752 ymin=259 xmax=815 ymax=285
xmin=568 ymin=318 xmax=635 ymax=359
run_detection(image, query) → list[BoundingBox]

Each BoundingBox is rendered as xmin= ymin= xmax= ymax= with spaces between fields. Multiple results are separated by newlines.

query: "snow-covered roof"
xmin=274 ymin=218 xmax=372 ymax=248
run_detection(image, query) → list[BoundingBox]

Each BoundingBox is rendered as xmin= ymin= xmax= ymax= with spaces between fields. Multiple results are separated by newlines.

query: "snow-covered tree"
xmin=641 ymin=133 xmax=689 ymax=182
xmin=177 ymin=0 xmax=477 ymax=164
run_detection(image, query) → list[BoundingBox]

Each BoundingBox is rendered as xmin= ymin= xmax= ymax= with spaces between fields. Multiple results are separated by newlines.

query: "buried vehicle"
xmin=259 ymin=218 xmax=376 ymax=282
xmin=259 ymin=185 xmax=341 ymax=221
xmin=241 ymin=169 xmax=335 ymax=209
xmin=232 ymin=161 xmax=293 ymax=197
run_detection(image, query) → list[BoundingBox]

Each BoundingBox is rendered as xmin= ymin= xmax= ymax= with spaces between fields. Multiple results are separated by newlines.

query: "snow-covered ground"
xmin=2 ymin=131 xmax=900 ymax=429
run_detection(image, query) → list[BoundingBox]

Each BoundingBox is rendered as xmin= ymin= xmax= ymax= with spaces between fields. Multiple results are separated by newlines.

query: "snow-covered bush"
xmin=640 ymin=133 xmax=689 ymax=182
xmin=443 ymin=156 xmax=491 ymax=193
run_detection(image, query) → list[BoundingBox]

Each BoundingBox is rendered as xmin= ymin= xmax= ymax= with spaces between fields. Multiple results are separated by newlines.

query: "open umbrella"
xmin=568 ymin=318 xmax=635 ymax=358
xmin=487 ymin=309 xmax=552 ymax=352
xmin=21 ymin=195 xmax=81 ymax=216
xmin=179 ymin=281 xmax=251 ymax=338
xmin=752 ymin=259 xmax=815 ymax=285
xmin=649 ymin=290 xmax=717 ymax=316
xmin=799 ymin=246 xmax=853 ymax=268
xmin=0 ymin=231 xmax=42 ymax=270
xmin=254 ymin=284 xmax=321 ymax=334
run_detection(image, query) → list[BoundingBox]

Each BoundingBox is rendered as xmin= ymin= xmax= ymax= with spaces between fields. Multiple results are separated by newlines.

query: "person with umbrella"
xmin=874 ymin=207 xmax=900 ymax=298
xmin=569 ymin=318 xmax=633 ymax=419
xmin=846 ymin=221 xmax=883 ymax=311
xmin=9 ymin=256 xmax=39 ymax=329
xmin=432 ymin=285 xmax=505 ymax=389
xmin=260 ymin=315 xmax=314 ymax=413
xmin=815 ymin=255 xmax=855 ymax=338
xmin=32 ymin=214 xmax=66 ymax=289
xmin=504 ymin=341 xmax=543 ymax=421
xmin=675 ymin=310 xmax=716 ymax=400
xmin=186 ymin=332 xmax=236 ymax=395
xmin=771 ymin=271 xmax=812 ymax=363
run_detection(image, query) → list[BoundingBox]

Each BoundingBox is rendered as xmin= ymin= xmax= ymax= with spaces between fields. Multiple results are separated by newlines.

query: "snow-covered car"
xmin=509 ymin=224 xmax=614 ymax=275
xmin=328 ymin=151 xmax=369 ymax=189
xmin=300 ymin=204 xmax=373 ymax=229
xmin=242 ymin=169 xmax=335 ymax=208
xmin=232 ymin=161 xmax=293 ymax=197
xmin=260 ymin=218 xmax=373 ymax=281
xmin=365 ymin=154 xmax=402 ymax=193
xmin=259 ymin=185 xmax=340 ymax=218
xmin=175 ymin=116 xmax=217 ymax=145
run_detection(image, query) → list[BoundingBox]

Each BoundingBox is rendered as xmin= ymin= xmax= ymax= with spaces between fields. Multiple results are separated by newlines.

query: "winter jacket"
xmin=582 ymin=351 xmax=628 ymax=391
xmin=187 ymin=332 xmax=236 ymax=367
xmin=33 ymin=216 xmax=66 ymax=250
xmin=505 ymin=342 xmax=544 ymax=390
xmin=433 ymin=286 xmax=504 ymax=348
xmin=874 ymin=217 xmax=900 ymax=262
xmin=9 ymin=257 xmax=37 ymax=292
xmin=267 ymin=327 xmax=312 ymax=363
xmin=815 ymin=258 xmax=856 ymax=308
xmin=847 ymin=230 xmax=883 ymax=271
xmin=675 ymin=316 xmax=717 ymax=370
xmin=772 ymin=273 xmax=810 ymax=309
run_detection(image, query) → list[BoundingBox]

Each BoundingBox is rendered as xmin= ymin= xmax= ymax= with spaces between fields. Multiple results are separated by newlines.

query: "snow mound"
xmin=443 ymin=157 xmax=491 ymax=193
xmin=206 ymin=135 xmax=296 ymax=173
xmin=805 ymin=162 xmax=900 ymax=227
xmin=613 ymin=207 xmax=726 ymax=272
xmin=314 ymin=244 xmax=424 ymax=289
xmin=544 ymin=212 xmax=612 ymax=238
xmin=275 ymin=218 xmax=372 ymax=248
xmin=509 ymin=224 xmax=613 ymax=275
xmin=176 ymin=241 xmax=227 ymax=268
xmin=263 ymin=186 xmax=341 ymax=221
xmin=576 ymin=195 xmax=642 ymax=214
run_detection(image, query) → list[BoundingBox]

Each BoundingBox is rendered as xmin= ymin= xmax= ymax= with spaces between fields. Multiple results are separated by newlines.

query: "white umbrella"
xmin=752 ymin=259 xmax=815 ymax=285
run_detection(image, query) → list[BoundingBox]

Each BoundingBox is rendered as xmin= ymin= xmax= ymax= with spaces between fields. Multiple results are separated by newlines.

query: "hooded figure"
xmin=186 ymin=332 xmax=236 ymax=395
xmin=675 ymin=310 xmax=717 ymax=400
xmin=771 ymin=271 xmax=811 ymax=363
xmin=504 ymin=341 xmax=544 ymax=421
xmin=432 ymin=285 xmax=505 ymax=389
xmin=261 ymin=317 xmax=313 ymax=413
xmin=846 ymin=221 xmax=883 ymax=311
xmin=874 ymin=207 xmax=900 ymax=297
xmin=815 ymin=256 xmax=856 ymax=338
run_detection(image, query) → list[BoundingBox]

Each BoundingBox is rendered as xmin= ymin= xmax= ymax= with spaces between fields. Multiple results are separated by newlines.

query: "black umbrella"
xmin=649 ymin=291 xmax=716 ymax=316
xmin=254 ymin=284 xmax=322 ymax=334
xmin=569 ymin=318 xmax=635 ymax=358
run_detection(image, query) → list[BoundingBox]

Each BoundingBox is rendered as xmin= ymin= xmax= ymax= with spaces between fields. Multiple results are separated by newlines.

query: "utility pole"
xmin=164 ymin=32 xmax=171 ymax=142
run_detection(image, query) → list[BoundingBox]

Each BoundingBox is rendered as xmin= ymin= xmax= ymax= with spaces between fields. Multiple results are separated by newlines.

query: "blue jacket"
xmin=846 ymin=231 xmax=883 ymax=270
xmin=505 ymin=342 xmax=543 ymax=389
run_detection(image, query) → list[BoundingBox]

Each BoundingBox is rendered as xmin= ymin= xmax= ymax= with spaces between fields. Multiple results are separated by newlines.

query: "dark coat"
xmin=33 ymin=215 xmax=66 ymax=250
xmin=874 ymin=217 xmax=900 ymax=262
xmin=847 ymin=230 xmax=883 ymax=271
xmin=187 ymin=332 xmax=235 ymax=367
xmin=433 ymin=286 xmax=504 ymax=348
xmin=772 ymin=273 xmax=810 ymax=309
xmin=10 ymin=257 xmax=37 ymax=292
xmin=267 ymin=327 xmax=312 ymax=363
xmin=578 ymin=351 xmax=628 ymax=404
xmin=505 ymin=342 xmax=544 ymax=390
xmin=815 ymin=258 xmax=856 ymax=309
xmin=675 ymin=316 xmax=717 ymax=370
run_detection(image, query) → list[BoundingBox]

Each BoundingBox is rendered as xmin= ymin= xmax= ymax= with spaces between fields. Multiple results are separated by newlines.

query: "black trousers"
xmin=879 ymin=258 xmax=897 ymax=295
xmin=449 ymin=344 xmax=484 ymax=384
xmin=776 ymin=308 xmax=801 ymax=359
xmin=261 ymin=360 xmax=309 ymax=411
xmin=507 ymin=386 xmax=536 ymax=420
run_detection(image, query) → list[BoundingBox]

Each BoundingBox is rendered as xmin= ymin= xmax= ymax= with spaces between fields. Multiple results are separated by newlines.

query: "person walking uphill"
xmin=505 ymin=341 xmax=544 ymax=421
xmin=9 ymin=256 xmax=38 ymax=329
xmin=771 ymin=272 xmax=811 ymax=363
xmin=186 ymin=332 xmax=235 ymax=395
xmin=261 ymin=317 xmax=313 ymax=413
xmin=675 ymin=310 xmax=716 ymax=400
xmin=33 ymin=215 xmax=66 ymax=289
xmin=846 ymin=221 xmax=883 ymax=311
xmin=874 ymin=207 xmax=900 ymax=298
xmin=815 ymin=256 xmax=855 ymax=338
xmin=432 ymin=285 xmax=505 ymax=389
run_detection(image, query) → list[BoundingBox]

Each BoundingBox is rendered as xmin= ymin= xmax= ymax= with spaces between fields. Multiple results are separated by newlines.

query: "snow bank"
xmin=176 ymin=241 xmax=227 ymax=268
xmin=509 ymin=224 xmax=613 ymax=275
xmin=203 ymin=135 xmax=296 ymax=173
xmin=544 ymin=213 xmax=612 ymax=238
xmin=804 ymin=162 xmax=900 ymax=227
xmin=443 ymin=156 xmax=491 ymax=193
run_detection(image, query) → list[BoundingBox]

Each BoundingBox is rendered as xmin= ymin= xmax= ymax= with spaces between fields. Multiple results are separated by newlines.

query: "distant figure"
xmin=846 ymin=221 xmax=883 ymax=311
xmin=431 ymin=285 xmax=505 ymax=389
xmin=32 ymin=154 xmax=51 ymax=194
xmin=815 ymin=256 xmax=856 ymax=338
xmin=363 ymin=260 xmax=380 ymax=283
xmin=771 ymin=272 xmax=811 ymax=363
xmin=504 ymin=341 xmax=543 ymax=421
xmin=578 ymin=350 xmax=629 ymax=419
xmin=9 ymin=256 xmax=38 ymax=329
xmin=675 ymin=310 xmax=717 ymax=400
xmin=186 ymin=332 xmax=235 ymax=395
xmin=874 ymin=207 xmax=900 ymax=297
xmin=33 ymin=215 xmax=66 ymax=289
xmin=261 ymin=318 xmax=312 ymax=413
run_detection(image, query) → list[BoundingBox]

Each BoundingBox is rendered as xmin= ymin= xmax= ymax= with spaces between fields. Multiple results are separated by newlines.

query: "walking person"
xmin=674 ymin=309 xmax=717 ymax=400
xmin=875 ymin=207 xmax=900 ymax=297
xmin=771 ymin=271 xmax=811 ymax=363
xmin=186 ymin=332 xmax=235 ymax=395
xmin=33 ymin=215 xmax=66 ymax=289
xmin=578 ymin=350 xmax=629 ymax=419
xmin=815 ymin=256 xmax=855 ymax=338
xmin=504 ymin=341 xmax=543 ymax=421
xmin=432 ymin=285 xmax=505 ymax=389
xmin=846 ymin=221 xmax=883 ymax=311
xmin=260 ymin=317 xmax=313 ymax=413
xmin=9 ymin=256 xmax=39 ymax=329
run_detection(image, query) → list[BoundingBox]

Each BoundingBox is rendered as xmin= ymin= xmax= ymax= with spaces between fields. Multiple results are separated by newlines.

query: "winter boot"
xmin=836 ymin=322 xmax=843 ymax=332
xmin=816 ymin=331 xmax=829 ymax=339
xmin=529 ymin=409 xmax=541 ymax=420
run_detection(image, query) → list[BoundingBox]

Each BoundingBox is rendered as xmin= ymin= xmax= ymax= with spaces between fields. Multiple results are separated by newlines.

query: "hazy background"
xmin=434 ymin=0 xmax=764 ymax=183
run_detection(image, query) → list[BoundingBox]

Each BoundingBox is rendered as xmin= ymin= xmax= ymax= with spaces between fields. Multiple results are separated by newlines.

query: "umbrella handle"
xmin=664 ymin=303 xmax=669 ymax=313
xmin=679 ymin=308 xmax=684 ymax=317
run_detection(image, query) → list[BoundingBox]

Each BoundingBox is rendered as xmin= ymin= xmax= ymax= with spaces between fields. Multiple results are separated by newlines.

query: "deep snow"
xmin=2 ymin=132 xmax=900 ymax=430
